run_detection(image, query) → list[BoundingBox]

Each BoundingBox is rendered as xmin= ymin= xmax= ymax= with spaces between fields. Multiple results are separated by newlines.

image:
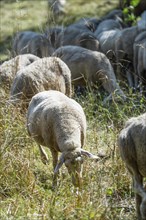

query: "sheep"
xmin=27 ymin=90 xmax=99 ymax=187
xmin=96 ymin=29 xmax=121 ymax=61
xmin=118 ymin=113 xmax=146 ymax=220
xmin=137 ymin=41 xmax=146 ymax=93
xmin=10 ymin=57 xmax=72 ymax=108
xmin=53 ymin=45 xmax=126 ymax=102
xmin=56 ymin=27 xmax=99 ymax=51
xmin=94 ymin=9 xmax=125 ymax=30
xmin=12 ymin=31 xmax=54 ymax=58
xmin=114 ymin=25 xmax=145 ymax=88
xmin=0 ymin=54 xmax=40 ymax=89
xmin=137 ymin=11 xmax=146 ymax=31
xmin=116 ymin=26 xmax=139 ymax=65
xmin=71 ymin=17 xmax=101 ymax=33
xmin=96 ymin=28 xmax=135 ymax=88
xmin=94 ymin=19 xmax=123 ymax=37
xmin=102 ymin=9 xmax=124 ymax=21
xmin=133 ymin=31 xmax=146 ymax=92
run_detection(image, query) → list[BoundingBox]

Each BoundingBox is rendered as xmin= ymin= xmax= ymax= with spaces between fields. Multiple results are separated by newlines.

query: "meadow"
xmin=0 ymin=0 xmax=146 ymax=219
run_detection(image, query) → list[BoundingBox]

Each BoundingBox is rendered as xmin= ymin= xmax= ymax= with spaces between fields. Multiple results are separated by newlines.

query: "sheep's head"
xmin=77 ymin=33 xmax=99 ymax=51
xmin=63 ymin=148 xmax=83 ymax=187
xmin=54 ymin=142 xmax=100 ymax=187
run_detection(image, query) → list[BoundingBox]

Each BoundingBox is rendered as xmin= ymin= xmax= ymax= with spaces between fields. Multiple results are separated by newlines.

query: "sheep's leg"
xmin=132 ymin=172 xmax=144 ymax=220
xmin=134 ymin=74 xmax=139 ymax=90
xmin=127 ymin=164 xmax=145 ymax=220
xmin=126 ymin=69 xmax=134 ymax=88
xmin=38 ymin=145 xmax=49 ymax=165
xmin=115 ymin=47 xmax=124 ymax=80
xmin=51 ymin=149 xmax=59 ymax=188
xmin=134 ymin=177 xmax=146 ymax=220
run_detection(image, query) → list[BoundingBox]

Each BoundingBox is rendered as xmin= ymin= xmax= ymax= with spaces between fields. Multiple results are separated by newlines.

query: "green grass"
xmin=0 ymin=0 xmax=145 ymax=219
xmin=0 ymin=0 xmax=118 ymax=61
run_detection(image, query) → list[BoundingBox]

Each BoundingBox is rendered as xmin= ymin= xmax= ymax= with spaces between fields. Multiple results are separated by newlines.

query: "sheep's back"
xmin=10 ymin=57 xmax=72 ymax=103
xmin=0 ymin=54 xmax=39 ymax=88
xmin=27 ymin=90 xmax=86 ymax=150
xmin=53 ymin=46 xmax=113 ymax=83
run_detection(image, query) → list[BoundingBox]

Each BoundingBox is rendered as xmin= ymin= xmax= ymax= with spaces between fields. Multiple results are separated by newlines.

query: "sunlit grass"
xmin=0 ymin=89 xmax=144 ymax=219
xmin=0 ymin=0 xmax=118 ymax=61
xmin=0 ymin=0 xmax=143 ymax=219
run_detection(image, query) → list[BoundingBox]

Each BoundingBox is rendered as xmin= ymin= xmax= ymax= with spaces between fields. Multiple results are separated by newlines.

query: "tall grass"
xmin=1 ymin=89 xmax=145 ymax=219
xmin=0 ymin=0 xmax=145 ymax=219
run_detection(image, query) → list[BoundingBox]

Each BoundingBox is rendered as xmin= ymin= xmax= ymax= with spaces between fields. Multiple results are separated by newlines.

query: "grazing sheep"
xmin=27 ymin=90 xmax=99 ymax=187
xmin=133 ymin=31 xmax=146 ymax=90
xmin=53 ymin=45 xmax=126 ymax=102
xmin=57 ymin=27 xmax=99 ymax=51
xmin=115 ymin=25 xmax=144 ymax=69
xmin=12 ymin=31 xmax=54 ymax=58
xmin=137 ymin=11 xmax=146 ymax=31
xmin=10 ymin=57 xmax=72 ymax=107
xmin=97 ymin=29 xmax=121 ymax=60
xmin=115 ymin=26 xmax=144 ymax=87
xmin=94 ymin=19 xmax=123 ymax=37
xmin=96 ymin=29 xmax=135 ymax=87
xmin=102 ymin=9 xmax=124 ymax=21
xmin=0 ymin=54 xmax=40 ymax=89
xmin=76 ymin=32 xmax=99 ymax=51
xmin=71 ymin=17 xmax=101 ymax=33
xmin=118 ymin=113 xmax=146 ymax=220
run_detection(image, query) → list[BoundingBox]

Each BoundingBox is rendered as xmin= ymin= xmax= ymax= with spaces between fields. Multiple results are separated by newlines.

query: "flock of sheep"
xmin=0 ymin=2 xmax=146 ymax=219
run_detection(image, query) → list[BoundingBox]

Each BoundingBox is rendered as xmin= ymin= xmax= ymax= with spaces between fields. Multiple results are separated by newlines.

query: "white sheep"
xmin=53 ymin=45 xmax=126 ymax=102
xmin=10 ymin=57 xmax=72 ymax=107
xmin=118 ymin=113 xmax=146 ymax=220
xmin=0 ymin=54 xmax=40 ymax=89
xmin=27 ymin=90 xmax=99 ymax=187
xmin=12 ymin=31 xmax=54 ymax=58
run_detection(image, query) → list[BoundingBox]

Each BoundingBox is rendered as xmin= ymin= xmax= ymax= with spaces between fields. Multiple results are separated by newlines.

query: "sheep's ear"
xmin=54 ymin=154 xmax=65 ymax=174
xmin=81 ymin=149 xmax=100 ymax=160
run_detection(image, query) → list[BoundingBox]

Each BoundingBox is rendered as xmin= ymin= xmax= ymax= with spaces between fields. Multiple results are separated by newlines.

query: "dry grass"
xmin=0 ymin=0 xmax=145 ymax=219
xmin=0 ymin=89 xmax=145 ymax=219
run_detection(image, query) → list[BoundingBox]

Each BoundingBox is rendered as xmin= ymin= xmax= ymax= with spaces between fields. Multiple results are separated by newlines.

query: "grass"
xmin=1 ymin=89 xmax=145 ymax=220
xmin=0 ymin=0 xmax=145 ymax=219
xmin=0 ymin=0 xmax=118 ymax=61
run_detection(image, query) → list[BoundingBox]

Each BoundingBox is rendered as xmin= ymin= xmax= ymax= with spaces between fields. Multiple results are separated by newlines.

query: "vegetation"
xmin=0 ymin=0 xmax=145 ymax=219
